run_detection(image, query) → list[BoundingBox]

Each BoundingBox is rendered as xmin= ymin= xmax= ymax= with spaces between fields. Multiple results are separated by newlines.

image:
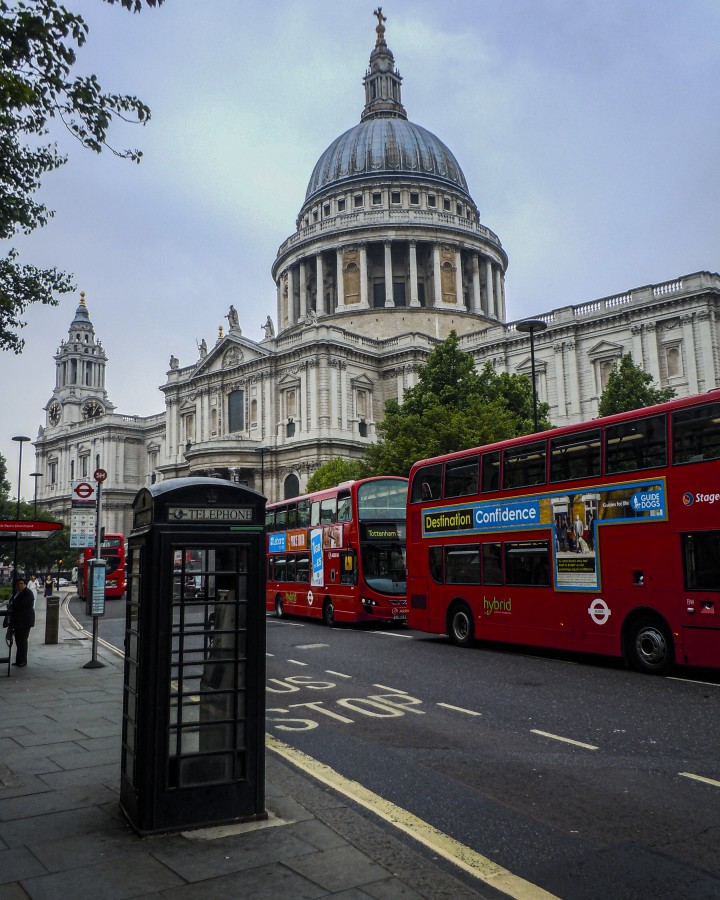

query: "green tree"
xmin=305 ymin=458 xmax=365 ymax=493
xmin=0 ymin=0 xmax=163 ymax=352
xmin=0 ymin=495 xmax=69 ymax=574
xmin=0 ymin=451 xmax=10 ymax=496
xmin=598 ymin=353 xmax=675 ymax=417
xmin=363 ymin=332 xmax=552 ymax=478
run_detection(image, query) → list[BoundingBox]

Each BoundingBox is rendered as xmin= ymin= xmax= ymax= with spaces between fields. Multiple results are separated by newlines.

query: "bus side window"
xmin=444 ymin=457 xmax=479 ymax=498
xmin=550 ymin=430 xmax=601 ymax=482
xmin=606 ymin=414 xmax=667 ymax=474
xmin=297 ymin=499 xmax=311 ymax=527
xmin=320 ymin=497 xmax=337 ymax=524
xmin=502 ymin=441 xmax=546 ymax=490
xmin=673 ymin=402 xmax=720 ymax=465
xmin=310 ymin=501 xmax=320 ymax=526
xmin=445 ymin=545 xmax=480 ymax=584
xmin=429 ymin=546 xmax=443 ymax=583
xmin=287 ymin=504 xmax=298 ymax=530
xmin=504 ymin=541 xmax=551 ymax=587
xmin=296 ymin=554 xmax=309 ymax=583
xmin=274 ymin=557 xmax=286 ymax=583
xmin=338 ymin=493 xmax=352 ymax=522
xmin=481 ymin=451 xmax=500 ymax=493
xmin=481 ymin=543 xmax=502 ymax=585
xmin=410 ymin=464 xmax=442 ymax=502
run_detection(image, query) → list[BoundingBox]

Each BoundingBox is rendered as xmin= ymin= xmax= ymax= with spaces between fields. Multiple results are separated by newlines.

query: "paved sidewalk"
xmin=0 ymin=595 xmax=498 ymax=900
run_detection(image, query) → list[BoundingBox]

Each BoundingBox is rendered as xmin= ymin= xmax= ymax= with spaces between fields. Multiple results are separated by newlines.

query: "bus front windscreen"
xmin=357 ymin=479 xmax=407 ymax=521
xmin=361 ymin=540 xmax=406 ymax=596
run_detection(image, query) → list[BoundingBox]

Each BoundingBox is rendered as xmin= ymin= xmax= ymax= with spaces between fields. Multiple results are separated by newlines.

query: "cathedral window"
xmin=250 ymin=399 xmax=258 ymax=427
xmin=81 ymin=456 xmax=88 ymax=478
xmin=457 ymin=203 xmax=464 ymax=216
xmin=354 ymin=194 xmax=363 ymax=208
xmin=665 ymin=344 xmax=683 ymax=379
xmin=49 ymin=461 xmax=57 ymax=485
xmin=410 ymin=192 xmax=419 ymax=205
xmin=391 ymin=191 xmax=401 ymax=204
xmin=338 ymin=197 xmax=346 ymax=212
xmin=211 ymin=407 xmax=218 ymax=435
xmin=443 ymin=198 xmax=451 ymax=211
xmin=70 ymin=460 xmax=74 ymax=480
xmin=427 ymin=194 xmax=436 ymax=208
xmin=323 ymin=203 xmax=330 ymax=217
xmin=372 ymin=191 xmax=382 ymax=206
xmin=313 ymin=209 xmax=318 ymax=222
xmin=228 ymin=390 xmax=245 ymax=433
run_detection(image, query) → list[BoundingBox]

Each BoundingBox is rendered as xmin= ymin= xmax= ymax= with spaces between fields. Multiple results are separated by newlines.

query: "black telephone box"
xmin=120 ymin=478 xmax=266 ymax=835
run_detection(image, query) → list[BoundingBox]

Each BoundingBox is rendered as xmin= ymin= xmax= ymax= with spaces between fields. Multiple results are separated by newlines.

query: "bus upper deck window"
xmin=297 ymin=499 xmax=311 ymax=527
xmin=320 ymin=497 xmax=337 ymax=524
xmin=410 ymin=464 xmax=442 ymax=502
xmin=481 ymin=451 xmax=500 ymax=493
xmin=672 ymin=402 xmax=720 ymax=465
xmin=606 ymin=414 xmax=667 ymax=474
xmin=444 ymin=457 xmax=479 ymax=498
xmin=338 ymin=493 xmax=352 ymax=522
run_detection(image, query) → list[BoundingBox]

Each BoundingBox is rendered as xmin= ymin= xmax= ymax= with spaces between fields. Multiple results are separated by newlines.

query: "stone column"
xmin=553 ymin=342 xmax=567 ymax=423
xmin=299 ymin=260 xmax=308 ymax=320
xmin=644 ymin=323 xmax=662 ymax=384
xmin=566 ymin=340 xmax=580 ymax=418
xmin=359 ymin=243 xmax=370 ymax=309
xmin=485 ymin=259 xmax=495 ymax=317
xmin=433 ymin=243 xmax=442 ymax=307
xmin=471 ymin=253 xmax=481 ymax=313
xmin=336 ymin=248 xmax=345 ymax=310
xmin=681 ymin=314 xmax=699 ymax=394
xmin=455 ymin=249 xmax=464 ymax=306
xmin=631 ymin=324 xmax=644 ymax=364
xmin=276 ymin=278 xmax=283 ymax=328
xmin=698 ymin=310 xmax=716 ymax=390
xmin=287 ymin=266 xmax=296 ymax=326
xmin=384 ymin=241 xmax=394 ymax=307
xmin=309 ymin=361 xmax=319 ymax=435
xmin=409 ymin=241 xmax=420 ymax=307
xmin=316 ymin=253 xmax=325 ymax=315
xmin=495 ymin=268 xmax=505 ymax=321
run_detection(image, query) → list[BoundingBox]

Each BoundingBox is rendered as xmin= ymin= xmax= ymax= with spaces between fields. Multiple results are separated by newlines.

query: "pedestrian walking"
xmin=4 ymin=578 xmax=35 ymax=667
xmin=43 ymin=574 xmax=53 ymax=597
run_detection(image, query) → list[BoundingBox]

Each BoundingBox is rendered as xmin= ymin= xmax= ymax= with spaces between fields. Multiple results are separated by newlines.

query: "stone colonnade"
xmin=277 ymin=238 xmax=506 ymax=329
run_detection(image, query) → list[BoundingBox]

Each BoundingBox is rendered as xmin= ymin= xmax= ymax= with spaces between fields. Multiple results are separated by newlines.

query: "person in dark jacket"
xmin=7 ymin=578 xmax=35 ymax=667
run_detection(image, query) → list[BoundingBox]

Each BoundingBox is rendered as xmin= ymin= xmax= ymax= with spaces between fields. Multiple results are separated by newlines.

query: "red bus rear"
xmin=266 ymin=477 xmax=407 ymax=625
xmin=406 ymin=391 xmax=720 ymax=674
xmin=77 ymin=533 xmax=126 ymax=599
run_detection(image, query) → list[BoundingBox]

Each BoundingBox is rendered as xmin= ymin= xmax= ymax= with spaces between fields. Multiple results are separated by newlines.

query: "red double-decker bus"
xmin=266 ymin=477 xmax=408 ymax=625
xmin=406 ymin=391 xmax=720 ymax=675
xmin=77 ymin=533 xmax=126 ymax=599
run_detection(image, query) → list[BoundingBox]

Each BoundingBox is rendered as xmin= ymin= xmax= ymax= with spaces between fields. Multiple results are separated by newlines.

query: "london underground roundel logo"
xmin=682 ymin=492 xmax=694 ymax=506
xmin=588 ymin=598 xmax=611 ymax=626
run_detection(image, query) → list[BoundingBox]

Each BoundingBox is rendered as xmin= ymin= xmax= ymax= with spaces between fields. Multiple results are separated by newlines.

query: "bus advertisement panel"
xmin=407 ymin=392 xmax=720 ymax=674
xmin=266 ymin=477 xmax=407 ymax=625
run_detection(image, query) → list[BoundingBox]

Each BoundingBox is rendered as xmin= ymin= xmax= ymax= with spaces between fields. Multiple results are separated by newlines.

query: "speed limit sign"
xmin=94 ymin=468 xmax=107 ymax=482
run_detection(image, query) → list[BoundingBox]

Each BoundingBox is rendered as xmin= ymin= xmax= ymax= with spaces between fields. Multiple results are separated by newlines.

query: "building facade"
xmin=33 ymin=16 xmax=720 ymax=534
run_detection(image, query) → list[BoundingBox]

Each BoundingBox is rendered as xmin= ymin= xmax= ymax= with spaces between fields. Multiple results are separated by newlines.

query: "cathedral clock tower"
xmin=44 ymin=292 xmax=114 ymax=428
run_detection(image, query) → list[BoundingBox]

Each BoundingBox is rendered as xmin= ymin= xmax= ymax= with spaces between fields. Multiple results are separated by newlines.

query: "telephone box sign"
xmin=167 ymin=506 xmax=253 ymax=522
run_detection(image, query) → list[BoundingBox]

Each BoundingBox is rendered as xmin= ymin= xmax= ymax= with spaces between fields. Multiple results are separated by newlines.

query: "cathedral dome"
xmin=305 ymin=118 xmax=469 ymax=202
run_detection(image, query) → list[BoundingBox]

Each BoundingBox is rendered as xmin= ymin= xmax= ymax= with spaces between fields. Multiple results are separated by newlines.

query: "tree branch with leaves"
xmin=0 ymin=0 xmax=163 ymax=352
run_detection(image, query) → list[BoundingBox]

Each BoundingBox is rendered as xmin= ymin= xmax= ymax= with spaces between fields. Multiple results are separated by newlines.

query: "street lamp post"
xmin=11 ymin=435 xmax=31 ymax=592
xmin=29 ymin=471 xmax=43 ymax=516
xmin=516 ymin=319 xmax=548 ymax=433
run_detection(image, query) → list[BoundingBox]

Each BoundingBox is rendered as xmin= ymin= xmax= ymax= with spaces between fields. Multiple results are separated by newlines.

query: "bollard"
xmin=45 ymin=594 xmax=60 ymax=645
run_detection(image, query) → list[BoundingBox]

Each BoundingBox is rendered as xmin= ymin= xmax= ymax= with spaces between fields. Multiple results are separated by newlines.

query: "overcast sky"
xmin=3 ymin=0 xmax=719 ymax=499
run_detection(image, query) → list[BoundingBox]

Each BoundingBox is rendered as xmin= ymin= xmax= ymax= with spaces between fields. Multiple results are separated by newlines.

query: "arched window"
xmin=250 ymin=399 xmax=258 ymax=426
xmin=284 ymin=473 xmax=300 ymax=499
xmin=228 ymin=390 xmax=244 ymax=433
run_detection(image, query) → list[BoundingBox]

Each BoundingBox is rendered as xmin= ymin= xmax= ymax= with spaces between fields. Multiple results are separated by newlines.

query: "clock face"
xmin=82 ymin=400 xmax=103 ymax=420
xmin=48 ymin=403 xmax=61 ymax=426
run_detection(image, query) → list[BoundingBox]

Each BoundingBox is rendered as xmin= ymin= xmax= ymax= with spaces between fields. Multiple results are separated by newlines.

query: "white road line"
xmin=287 ymin=659 xmax=308 ymax=666
xmin=268 ymin=620 xmax=306 ymax=627
xmin=373 ymin=684 xmax=408 ymax=694
xmin=371 ymin=631 xmax=413 ymax=638
xmin=679 ymin=771 xmax=720 ymax=789
xmin=325 ymin=670 xmax=353 ymax=679
xmin=266 ymin=652 xmax=274 ymax=657
xmin=669 ymin=677 xmax=720 ymax=687
xmin=437 ymin=703 xmax=483 ymax=717
xmin=530 ymin=729 xmax=598 ymax=750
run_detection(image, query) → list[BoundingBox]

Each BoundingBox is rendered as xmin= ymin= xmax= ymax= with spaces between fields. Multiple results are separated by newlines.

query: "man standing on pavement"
xmin=6 ymin=578 xmax=35 ymax=667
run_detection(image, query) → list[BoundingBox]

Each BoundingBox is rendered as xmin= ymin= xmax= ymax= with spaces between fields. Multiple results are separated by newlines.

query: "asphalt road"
xmin=69 ymin=593 xmax=720 ymax=898
xmin=265 ymin=616 xmax=720 ymax=900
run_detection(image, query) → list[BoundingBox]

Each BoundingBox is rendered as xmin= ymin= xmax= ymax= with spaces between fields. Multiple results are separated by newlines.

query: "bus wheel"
xmin=448 ymin=603 xmax=474 ymax=647
xmin=275 ymin=596 xmax=284 ymax=618
xmin=322 ymin=598 xmax=335 ymax=627
xmin=627 ymin=616 xmax=673 ymax=675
